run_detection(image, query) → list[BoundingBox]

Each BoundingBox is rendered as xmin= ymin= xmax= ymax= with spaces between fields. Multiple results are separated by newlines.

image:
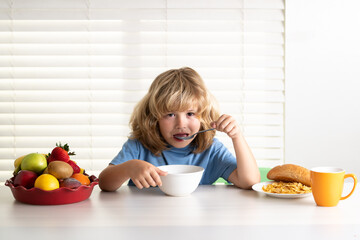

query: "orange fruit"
xmin=71 ymin=173 xmax=90 ymax=185
xmin=34 ymin=174 xmax=59 ymax=191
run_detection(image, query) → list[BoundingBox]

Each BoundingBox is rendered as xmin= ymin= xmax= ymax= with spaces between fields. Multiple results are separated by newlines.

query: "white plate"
xmin=252 ymin=181 xmax=312 ymax=199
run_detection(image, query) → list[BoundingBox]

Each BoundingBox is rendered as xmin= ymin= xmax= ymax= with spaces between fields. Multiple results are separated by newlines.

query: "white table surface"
xmin=1 ymin=183 xmax=360 ymax=240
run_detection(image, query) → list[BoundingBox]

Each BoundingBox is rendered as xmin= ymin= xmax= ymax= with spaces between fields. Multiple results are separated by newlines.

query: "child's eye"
xmin=166 ymin=113 xmax=175 ymax=117
xmin=187 ymin=112 xmax=196 ymax=117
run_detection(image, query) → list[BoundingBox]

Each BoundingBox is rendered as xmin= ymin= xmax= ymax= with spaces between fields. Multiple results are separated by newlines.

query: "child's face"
xmin=158 ymin=108 xmax=201 ymax=148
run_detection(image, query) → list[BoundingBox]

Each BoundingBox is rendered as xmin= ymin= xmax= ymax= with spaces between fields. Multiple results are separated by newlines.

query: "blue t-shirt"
xmin=110 ymin=138 xmax=237 ymax=185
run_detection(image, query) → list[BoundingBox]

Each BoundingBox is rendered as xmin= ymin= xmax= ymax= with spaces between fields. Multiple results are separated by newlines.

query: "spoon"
xmin=174 ymin=128 xmax=216 ymax=140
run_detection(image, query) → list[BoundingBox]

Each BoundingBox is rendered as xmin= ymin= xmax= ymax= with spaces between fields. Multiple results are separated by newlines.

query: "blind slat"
xmin=0 ymin=20 xmax=283 ymax=32
xmin=0 ymin=67 xmax=285 ymax=79
xmin=0 ymin=113 xmax=283 ymax=125
xmin=0 ymin=79 xmax=285 ymax=91
xmin=0 ymin=44 xmax=285 ymax=56
xmin=1 ymin=0 xmax=284 ymax=9
xmin=0 ymin=91 xmax=285 ymax=103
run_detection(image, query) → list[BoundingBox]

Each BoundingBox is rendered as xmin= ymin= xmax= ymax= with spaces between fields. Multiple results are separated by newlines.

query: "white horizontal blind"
xmin=0 ymin=0 xmax=285 ymax=182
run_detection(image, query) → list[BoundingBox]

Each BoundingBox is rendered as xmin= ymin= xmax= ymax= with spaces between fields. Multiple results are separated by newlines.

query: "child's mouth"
xmin=173 ymin=133 xmax=189 ymax=141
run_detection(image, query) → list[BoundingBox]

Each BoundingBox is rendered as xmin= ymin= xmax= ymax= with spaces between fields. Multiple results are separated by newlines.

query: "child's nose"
xmin=175 ymin=115 xmax=187 ymax=128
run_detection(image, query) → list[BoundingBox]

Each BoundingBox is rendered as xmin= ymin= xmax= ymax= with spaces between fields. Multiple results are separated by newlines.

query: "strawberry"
xmin=67 ymin=160 xmax=81 ymax=174
xmin=47 ymin=142 xmax=75 ymax=163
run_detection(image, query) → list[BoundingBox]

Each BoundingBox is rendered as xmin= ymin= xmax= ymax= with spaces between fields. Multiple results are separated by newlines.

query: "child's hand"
xmin=127 ymin=159 xmax=168 ymax=189
xmin=211 ymin=114 xmax=241 ymax=139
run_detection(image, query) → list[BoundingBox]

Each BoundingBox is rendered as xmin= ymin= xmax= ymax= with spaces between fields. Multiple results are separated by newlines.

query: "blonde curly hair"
xmin=129 ymin=67 xmax=220 ymax=156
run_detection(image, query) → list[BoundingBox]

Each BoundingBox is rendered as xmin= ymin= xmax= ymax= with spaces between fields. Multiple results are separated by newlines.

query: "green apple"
xmin=20 ymin=153 xmax=47 ymax=175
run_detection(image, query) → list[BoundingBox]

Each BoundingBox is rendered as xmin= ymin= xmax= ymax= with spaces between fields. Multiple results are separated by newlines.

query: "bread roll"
xmin=267 ymin=164 xmax=311 ymax=186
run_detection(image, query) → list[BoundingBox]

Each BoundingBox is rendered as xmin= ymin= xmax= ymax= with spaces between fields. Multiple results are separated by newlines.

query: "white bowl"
xmin=158 ymin=165 xmax=204 ymax=197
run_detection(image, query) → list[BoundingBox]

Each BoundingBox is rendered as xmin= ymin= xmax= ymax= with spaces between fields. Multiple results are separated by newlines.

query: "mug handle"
xmin=340 ymin=173 xmax=357 ymax=200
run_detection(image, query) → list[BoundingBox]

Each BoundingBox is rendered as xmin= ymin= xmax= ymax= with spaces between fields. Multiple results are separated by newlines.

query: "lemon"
xmin=34 ymin=174 xmax=59 ymax=191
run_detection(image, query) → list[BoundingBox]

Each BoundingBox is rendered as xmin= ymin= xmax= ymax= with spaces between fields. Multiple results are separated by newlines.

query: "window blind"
xmin=0 ymin=0 xmax=285 ymax=182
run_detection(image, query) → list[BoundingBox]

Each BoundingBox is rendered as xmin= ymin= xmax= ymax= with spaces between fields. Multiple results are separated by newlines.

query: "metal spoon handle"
xmin=174 ymin=128 xmax=216 ymax=140
xmin=196 ymin=128 xmax=216 ymax=134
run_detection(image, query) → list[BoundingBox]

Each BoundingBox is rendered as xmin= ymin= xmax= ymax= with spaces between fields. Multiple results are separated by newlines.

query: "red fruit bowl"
xmin=5 ymin=175 xmax=98 ymax=205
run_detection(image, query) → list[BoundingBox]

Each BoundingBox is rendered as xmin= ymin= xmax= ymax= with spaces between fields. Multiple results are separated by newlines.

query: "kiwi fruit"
xmin=47 ymin=161 xmax=73 ymax=179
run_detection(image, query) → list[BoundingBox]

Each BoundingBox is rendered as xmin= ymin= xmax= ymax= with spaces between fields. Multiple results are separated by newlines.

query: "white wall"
xmin=285 ymin=0 xmax=360 ymax=177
